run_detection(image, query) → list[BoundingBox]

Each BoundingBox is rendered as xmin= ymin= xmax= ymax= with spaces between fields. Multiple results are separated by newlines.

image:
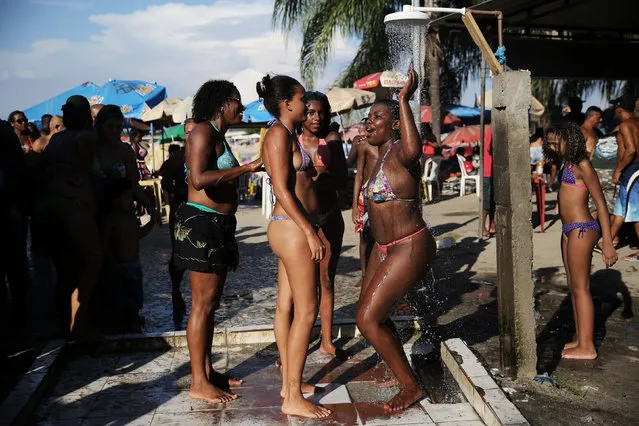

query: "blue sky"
xmin=0 ymin=0 xmax=604 ymax=119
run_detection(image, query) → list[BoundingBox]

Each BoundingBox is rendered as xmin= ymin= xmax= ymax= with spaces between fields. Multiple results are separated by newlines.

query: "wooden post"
xmin=461 ymin=13 xmax=502 ymax=75
xmin=478 ymin=61 xmax=487 ymax=239
xmin=492 ymin=70 xmax=537 ymax=379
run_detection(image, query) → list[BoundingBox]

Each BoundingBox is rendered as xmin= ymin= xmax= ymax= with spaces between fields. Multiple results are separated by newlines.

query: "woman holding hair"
xmin=174 ymin=80 xmax=262 ymax=403
xmin=357 ymin=68 xmax=437 ymax=412
xmin=543 ymin=122 xmax=617 ymax=359
xmin=259 ymin=75 xmax=331 ymax=419
xmin=298 ymin=91 xmax=348 ymax=357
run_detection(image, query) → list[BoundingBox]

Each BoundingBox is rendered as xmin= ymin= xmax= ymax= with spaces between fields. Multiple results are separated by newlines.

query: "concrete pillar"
xmin=492 ymin=70 xmax=537 ymax=379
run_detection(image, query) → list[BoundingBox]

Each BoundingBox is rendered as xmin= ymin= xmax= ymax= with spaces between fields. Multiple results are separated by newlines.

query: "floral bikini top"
xmin=366 ymin=141 xmax=417 ymax=203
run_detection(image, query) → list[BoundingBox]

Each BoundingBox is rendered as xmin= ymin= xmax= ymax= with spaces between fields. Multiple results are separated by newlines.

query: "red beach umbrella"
xmin=420 ymin=106 xmax=462 ymax=125
xmin=442 ymin=125 xmax=491 ymax=148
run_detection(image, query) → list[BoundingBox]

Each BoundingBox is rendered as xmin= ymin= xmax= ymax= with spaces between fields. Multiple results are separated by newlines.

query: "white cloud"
xmin=0 ymin=1 xmax=358 ymax=116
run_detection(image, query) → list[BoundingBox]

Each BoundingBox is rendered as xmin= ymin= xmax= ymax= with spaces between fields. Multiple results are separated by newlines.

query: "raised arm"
xmin=188 ymin=124 xmax=262 ymax=190
xmin=396 ymin=67 xmax=422 ymax=167
xmin=346 ymin=136 xmax=359 ymax=167
xmin=578 ymin=160 xmax=617 ymax=267
xmin=263 ymin=125 xmax=315 ymax=237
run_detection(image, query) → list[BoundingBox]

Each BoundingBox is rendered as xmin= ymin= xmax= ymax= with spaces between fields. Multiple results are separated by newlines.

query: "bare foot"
xmin=319 ymin=344 xmax=350 ymax=360
xmin=209 ymin=370 xmax=243 ymax=389
xmin=561 ymin=346 xmax=597 ymax=360
xmin=374 ymin=377 xmax=399 ymax=388
xmin=282 ymin=397 xmax=332 ymax=418
xmin=281 ymin=383 xmax=317 ymax=398
xmin=384 ymin=385 xmax=424 ymax=413
xmin=563 ymin=341 xmax=579 ymax=351
xmin=189 ymin=382 xmax=237 ymax=404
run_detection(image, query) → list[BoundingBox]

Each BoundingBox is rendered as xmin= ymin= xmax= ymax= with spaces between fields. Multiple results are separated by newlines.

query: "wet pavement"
xmin=32 ymin=337 xmax=484 ymax=425
xmin=8 ymin=191 xmax=639 ymax=425
xmin=140 ymin=205 xmax=365 ymax=333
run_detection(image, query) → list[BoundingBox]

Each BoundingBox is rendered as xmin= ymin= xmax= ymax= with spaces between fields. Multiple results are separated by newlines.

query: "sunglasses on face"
xmin=13 ymin=118 xmax=27 ymax=124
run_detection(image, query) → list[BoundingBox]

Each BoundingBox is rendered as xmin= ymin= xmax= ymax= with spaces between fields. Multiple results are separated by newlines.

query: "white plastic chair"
xmin=422 ymin=158 xmax=440 ymax=201
xmin=456 ymin=154 xmax=480 ymax=197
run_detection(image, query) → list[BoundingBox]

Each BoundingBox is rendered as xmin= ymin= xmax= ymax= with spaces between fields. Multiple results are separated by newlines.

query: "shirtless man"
xmin=609 ymin=96 xmax=639 ymax=261
xmin=32 ymin=115 xmax=64 ymax=153
xmin=581 ymin=106 xmax=603 ymax=160
xmin=351 ymin=132 xmax=379 ymax=278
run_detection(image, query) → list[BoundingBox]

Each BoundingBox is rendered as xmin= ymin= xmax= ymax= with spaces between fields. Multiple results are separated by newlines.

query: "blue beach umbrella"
xmin=91 ymin=80 xmax=167 ymax=119
xmin=241 ymin=99 xmax=274 ymax=124
xmin=22 ymin=81 xmax=99 ymax=121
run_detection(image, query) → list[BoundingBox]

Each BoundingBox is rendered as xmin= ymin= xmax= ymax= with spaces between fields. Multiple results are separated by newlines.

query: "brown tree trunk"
xmin=428 ymin=29 xmax=442 ymax=145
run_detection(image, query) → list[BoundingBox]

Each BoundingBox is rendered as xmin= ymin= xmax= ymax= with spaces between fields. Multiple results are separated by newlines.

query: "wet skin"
xmin=184 ymin=89 xmax=262 ymax=404
xmin=356 ymin=69 xmax=436 ymax=412
xmin=298 ymin=99 xmax=348 ymax=356
xmin=263 ymin=85 xmax=331 ymax=419
xmin=546 ymin=132 xmax=617 ymax=360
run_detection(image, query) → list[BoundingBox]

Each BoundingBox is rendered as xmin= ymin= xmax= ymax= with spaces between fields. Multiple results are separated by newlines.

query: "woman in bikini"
xmin=298 ymin=91 xmax=348 ymax=357
xmin=173 ymin=80 xmax=262 ymax=404
xmin=544 ymin=122 xmax=617 ymax=360
xmin=356 ymin=68 xmax=436 ymax=412
xmin=259 ymin=75 xmax=331 ymax=419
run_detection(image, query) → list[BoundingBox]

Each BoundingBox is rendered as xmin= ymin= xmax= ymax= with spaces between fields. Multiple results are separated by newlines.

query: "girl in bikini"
xmin=356 ymin=68 xmax=436 ymax=412
xmin=544 ymin=122 xmax=617 ymax=360
xmin=259 ymin=75 xmax=331 ymax=419
xmin=298 ymin=91 xmax=348 ymax=357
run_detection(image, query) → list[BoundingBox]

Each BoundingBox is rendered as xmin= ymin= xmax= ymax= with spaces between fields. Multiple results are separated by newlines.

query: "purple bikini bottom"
xmin=562 ymin=220 xmax=601 ymax=238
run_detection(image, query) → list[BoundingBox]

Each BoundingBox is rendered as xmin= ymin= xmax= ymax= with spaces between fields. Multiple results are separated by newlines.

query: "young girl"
xmin=544 ymin=122 xmax=618 ymax=360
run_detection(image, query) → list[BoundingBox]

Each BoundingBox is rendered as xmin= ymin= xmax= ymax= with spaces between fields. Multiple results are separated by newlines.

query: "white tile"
xmin=421 ymin=402 xmax=481 ymax=423
xmin=483 ymin=389 xmax=528 ymax=425
xmin=306 ymin=383 xmax=351 ymax=404
xmin=365 ymin=406 xmax=434 ymax=425
xmin=461 ymin=362 xmax=489 ymax=378
xmin=469 ymin=375 xmax=499 ymax=391
xmin=116 ymin=352 xmax=176 ymax=375
xmin=82 ymin=413 xmax=155 ymax=425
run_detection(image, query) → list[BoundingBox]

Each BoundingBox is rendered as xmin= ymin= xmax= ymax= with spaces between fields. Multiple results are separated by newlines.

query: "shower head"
xmin=384 ymin=10 xmax=431 ymax=25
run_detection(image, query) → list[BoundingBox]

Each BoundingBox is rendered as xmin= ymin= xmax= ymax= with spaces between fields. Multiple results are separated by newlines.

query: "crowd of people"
xmin=2 ymin=67 xmax=638 ymax=417
xmin=1 ymin=98 xmax=158 ymax=341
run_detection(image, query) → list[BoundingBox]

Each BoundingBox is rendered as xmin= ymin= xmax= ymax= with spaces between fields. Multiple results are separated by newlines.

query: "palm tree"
xmin=273 ymin=0 xmax=485 ymax=142
xmin=273 ymin=1 xmax=633 ymax=135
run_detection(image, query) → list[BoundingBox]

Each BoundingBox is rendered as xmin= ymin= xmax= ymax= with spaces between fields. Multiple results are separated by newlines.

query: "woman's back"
xmin=263 ymin=124 xmax=318 ymax=218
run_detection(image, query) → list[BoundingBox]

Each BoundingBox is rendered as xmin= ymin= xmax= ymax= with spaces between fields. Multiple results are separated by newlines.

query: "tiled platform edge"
xmin=0 ymin=317 xmax=421 ymax=425
xmin=94 ymin=316 xmax=423 ymax=352
xmin=441 ymin=338 xmax=529 ymax=426
xmin=0 ymin=340 xmax=67 ymax=426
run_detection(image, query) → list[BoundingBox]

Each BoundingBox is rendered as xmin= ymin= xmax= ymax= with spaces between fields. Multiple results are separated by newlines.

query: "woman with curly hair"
xmin=544 ymin=121 xmax=617 ymax=359
xmin=259 ymin=75 xmax=331 ymax=419
xmin=297 ymin=91 xmax=348 ymax=357
xmin=174 ymin=80 xmax=262 ymax=404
